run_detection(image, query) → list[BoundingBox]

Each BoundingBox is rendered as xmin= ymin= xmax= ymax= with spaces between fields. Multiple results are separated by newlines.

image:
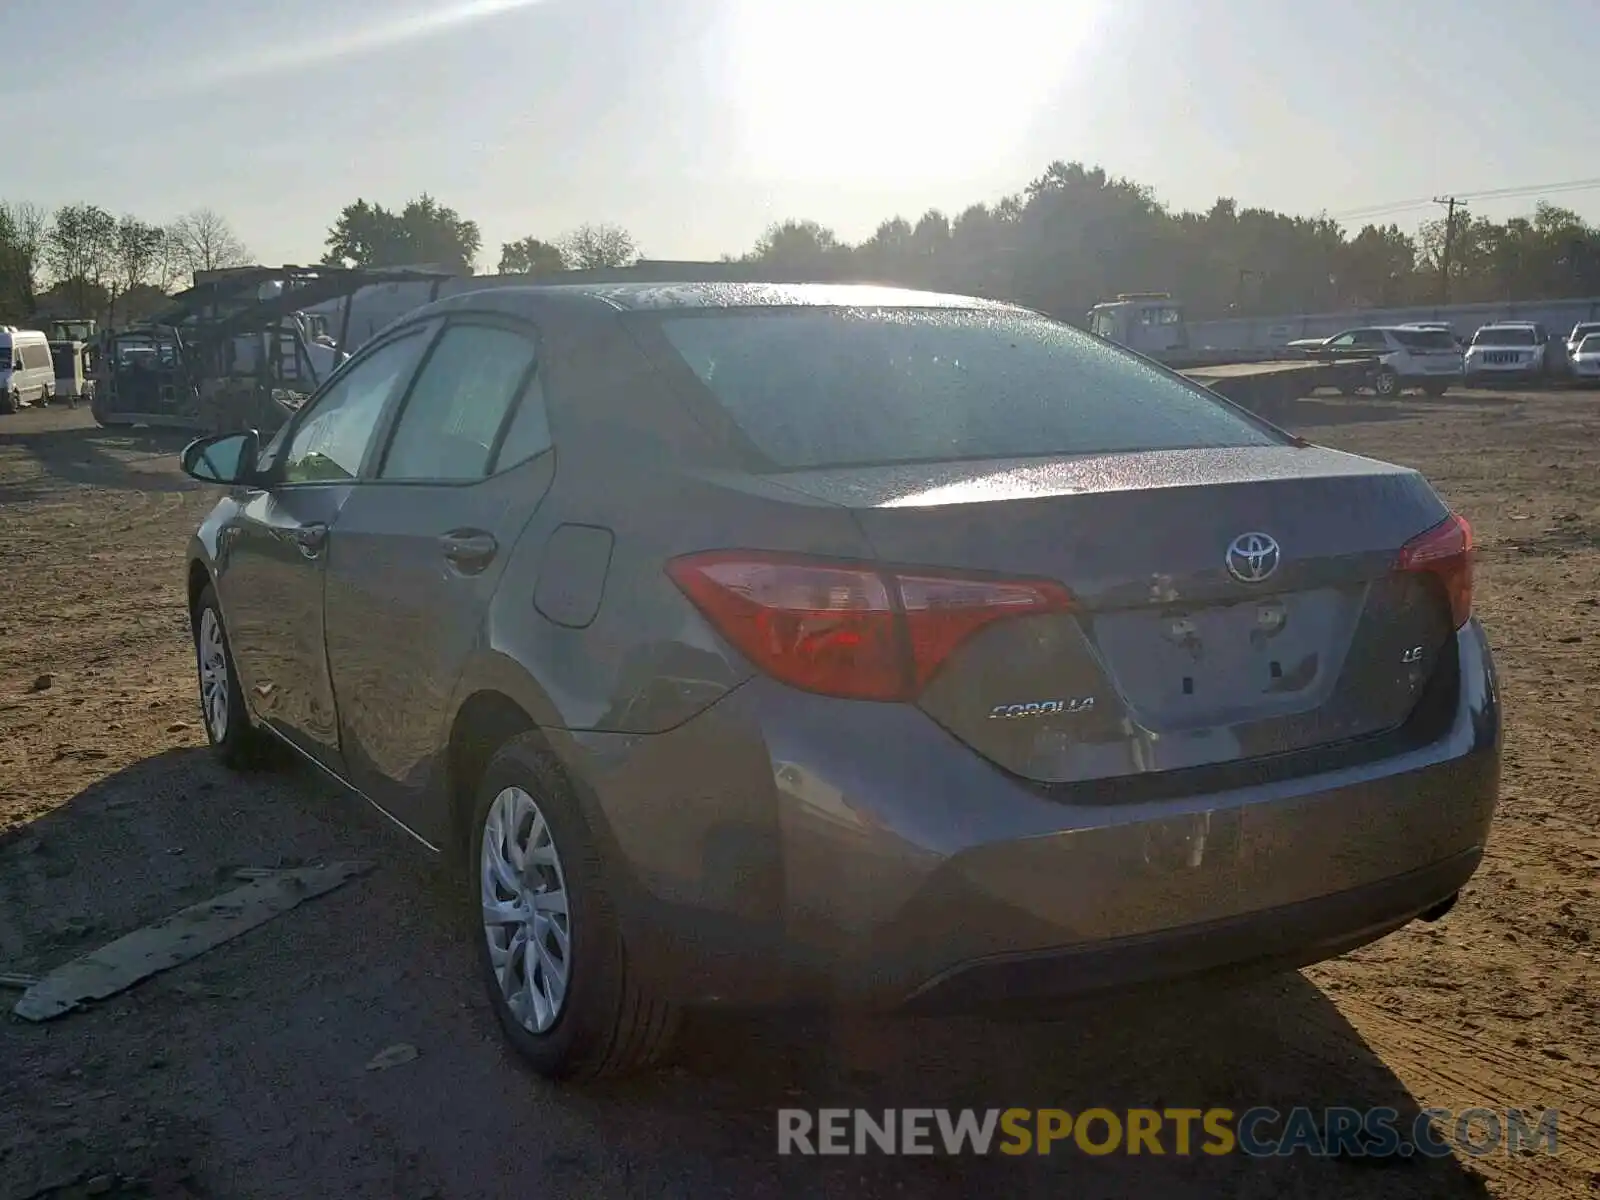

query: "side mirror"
xmin=181 ymin=430 xmax=260 ymax=486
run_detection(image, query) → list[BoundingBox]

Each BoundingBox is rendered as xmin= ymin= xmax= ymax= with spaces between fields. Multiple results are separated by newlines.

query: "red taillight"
xmin=1395 ymin=513 xmax=1474 ymax=629
xmin=666 ymin=551 xmax=1074 ymax=701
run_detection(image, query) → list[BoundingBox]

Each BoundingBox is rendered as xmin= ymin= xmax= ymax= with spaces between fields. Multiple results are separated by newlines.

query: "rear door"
xmin=322 ymin=316 xmax=556 ymax=839
xmin=217 ymin=324 xmax=435 ymax=767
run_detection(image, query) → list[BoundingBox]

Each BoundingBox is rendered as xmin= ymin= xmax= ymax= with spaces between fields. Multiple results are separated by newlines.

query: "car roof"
xmin=417 ymin=280 xmax=1018 ymax=321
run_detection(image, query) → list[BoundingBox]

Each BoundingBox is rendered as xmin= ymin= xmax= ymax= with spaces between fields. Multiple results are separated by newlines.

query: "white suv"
xmin=1314 ymin=326 xmax=1463 ymax=397
xmin=1567 ymin=321 xmax=1600 ymax=356
xmin=1464 ymin=324 xmax=1547 ymax=386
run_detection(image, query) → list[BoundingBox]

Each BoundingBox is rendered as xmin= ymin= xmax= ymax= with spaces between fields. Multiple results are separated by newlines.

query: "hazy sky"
xmin=9 ymin=0 xmax=1600 ymax=269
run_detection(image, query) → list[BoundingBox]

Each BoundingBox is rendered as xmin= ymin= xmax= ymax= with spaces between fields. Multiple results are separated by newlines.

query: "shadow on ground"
xmin=0 ymin=421 xmax=198 ymax=502
xmin=0 ymin=750 xmax=1493 ymax=1198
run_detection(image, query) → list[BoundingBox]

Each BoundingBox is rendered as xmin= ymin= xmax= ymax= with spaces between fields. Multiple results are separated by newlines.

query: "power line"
xmin=1329 ymin=176 xmax=1600 ymax=223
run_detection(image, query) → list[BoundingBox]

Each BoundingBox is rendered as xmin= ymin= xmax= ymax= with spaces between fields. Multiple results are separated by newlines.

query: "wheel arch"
xmin=186 ymin=558 xmax=212 ymax=625
xmin=445 ymin=689 xmax=543 ymax=865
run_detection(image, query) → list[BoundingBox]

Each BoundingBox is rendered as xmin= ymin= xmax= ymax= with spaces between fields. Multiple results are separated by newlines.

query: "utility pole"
xmin=1433 ymin=196 xmax=1460 ymax=305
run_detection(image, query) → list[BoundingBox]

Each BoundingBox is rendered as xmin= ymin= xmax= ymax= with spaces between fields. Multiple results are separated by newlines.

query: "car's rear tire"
xmin=470 ymin=732 xmax=678 ymax=1081
xmin=0 ymin=390 xmax=17 ymax=415
xmin=1374 ymin=368 xmax=1401 ymax=398
xmin=1422 ymin=380 xmax=1450 ymax=397
xmin=192 ymin=583 xmax=275 ymax=769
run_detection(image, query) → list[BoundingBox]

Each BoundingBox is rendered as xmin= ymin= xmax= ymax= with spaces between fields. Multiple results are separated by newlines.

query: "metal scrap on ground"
xmin=11 ymin=861 xmax=373 ymax=1022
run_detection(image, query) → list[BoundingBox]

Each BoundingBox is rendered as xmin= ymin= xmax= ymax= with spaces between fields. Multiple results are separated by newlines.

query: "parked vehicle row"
xmin=1287 ymin=318 xmax=1600 ymax=394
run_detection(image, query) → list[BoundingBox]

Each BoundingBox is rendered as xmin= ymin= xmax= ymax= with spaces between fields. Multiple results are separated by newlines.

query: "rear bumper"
xmin=902 ymin=849 xmax=1478 ymax=1012
xmin=567 ymin=620 xmax=1501 ymax=1010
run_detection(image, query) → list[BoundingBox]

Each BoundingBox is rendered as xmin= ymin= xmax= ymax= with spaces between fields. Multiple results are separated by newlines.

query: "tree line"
xmin=6 ymin=161 xmax=1599 ymax=330
xmin=0 ymin=202 xmax=250 ymax=327
xmin=320 ymin=195 xmax=640 ymax=276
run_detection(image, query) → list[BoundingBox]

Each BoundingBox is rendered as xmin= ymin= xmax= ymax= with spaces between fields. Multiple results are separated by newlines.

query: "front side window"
xmin=281 ymin=331 xmax=425 ymax=484
xmin=379 ymin=324 xmax=539 ymax=481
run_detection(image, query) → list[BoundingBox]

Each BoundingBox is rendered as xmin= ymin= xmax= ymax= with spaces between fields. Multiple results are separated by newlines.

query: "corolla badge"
xmin=988 ymin=697 xmax=1096 ymax=720
xmin=1225 ymin=532 xmax=1281 ymax=583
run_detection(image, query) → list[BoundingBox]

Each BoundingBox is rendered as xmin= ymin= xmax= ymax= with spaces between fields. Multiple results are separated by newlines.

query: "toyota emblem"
xmin=1226 ymin=532 xmax=1280 ymax=583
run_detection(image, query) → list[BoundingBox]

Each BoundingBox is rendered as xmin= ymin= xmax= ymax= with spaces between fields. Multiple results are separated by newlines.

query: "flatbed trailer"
xmin=1086 ymin=294 xmax=1378 ymax=420
xmin=1172 ymin=356 xmax=1377 ymax=420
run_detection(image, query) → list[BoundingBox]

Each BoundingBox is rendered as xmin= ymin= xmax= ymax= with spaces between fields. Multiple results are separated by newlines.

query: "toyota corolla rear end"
xmin=597 ymin=300 xmax=1500 ymax=1010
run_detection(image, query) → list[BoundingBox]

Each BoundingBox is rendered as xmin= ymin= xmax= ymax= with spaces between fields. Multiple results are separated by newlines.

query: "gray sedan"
xmin=180 ymin=281 xmax=1500 ymax=1080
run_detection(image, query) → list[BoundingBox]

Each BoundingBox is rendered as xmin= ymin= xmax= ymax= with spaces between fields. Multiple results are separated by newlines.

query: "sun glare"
xmin=719 ymin=0 xmax=1102 ymax=184
xmin=165 ymin=0 xmax=547 ymax=92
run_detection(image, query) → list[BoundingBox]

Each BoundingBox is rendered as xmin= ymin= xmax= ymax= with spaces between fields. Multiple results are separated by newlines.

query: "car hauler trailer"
xmin=1087 ymin=294 xmax=1376 ymax=418
xmin=91 ymin=265 xmax=451 ymax=433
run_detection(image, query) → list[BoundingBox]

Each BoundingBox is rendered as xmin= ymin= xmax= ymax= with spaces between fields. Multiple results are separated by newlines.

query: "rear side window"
xmin=380 ymin=324 xmax=537 ymax=481
xmin=652 ymin=309 xmax=1277 ymax=470
xmin=491 ymin=374 xmax=553 ymax=471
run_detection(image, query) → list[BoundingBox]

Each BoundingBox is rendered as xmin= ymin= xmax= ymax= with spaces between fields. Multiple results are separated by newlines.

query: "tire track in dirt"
xmin=1335 ymin=994 xmax=1600 ymax=1195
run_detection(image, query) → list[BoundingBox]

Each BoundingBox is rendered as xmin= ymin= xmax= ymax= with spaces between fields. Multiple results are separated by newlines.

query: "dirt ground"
xmin=1 ymin=392 xmax=1597 ymax=1200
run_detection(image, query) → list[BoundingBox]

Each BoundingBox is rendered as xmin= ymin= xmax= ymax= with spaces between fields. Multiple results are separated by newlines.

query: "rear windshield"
xmin=1574 ymin=324 xmax=1600 ymax=339
xmin=1391 ymin=329 xmax=1457 ymax=350
xmin=1472 ymin=327 xmax=1536 ymax=347
xmin=652 ymin=309 xmax=1278 ymax=470
xmin=1579 ymin=335 xmax=1600 ymax=354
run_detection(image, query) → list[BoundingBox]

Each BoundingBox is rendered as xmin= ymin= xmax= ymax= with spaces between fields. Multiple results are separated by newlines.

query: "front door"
xmin=216 ymin=325 xmax=435 ymax=768
xmin=322 ymin=317 xmax=556 ymax=841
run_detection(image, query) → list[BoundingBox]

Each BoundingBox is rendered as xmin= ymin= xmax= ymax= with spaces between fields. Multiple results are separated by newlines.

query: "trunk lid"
xmin=770 ymin=445 xmax=1457 ymax=784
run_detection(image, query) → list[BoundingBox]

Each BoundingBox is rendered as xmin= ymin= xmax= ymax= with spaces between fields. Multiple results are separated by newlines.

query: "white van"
xmin=0 ymin=327 xmax=56 ymax=413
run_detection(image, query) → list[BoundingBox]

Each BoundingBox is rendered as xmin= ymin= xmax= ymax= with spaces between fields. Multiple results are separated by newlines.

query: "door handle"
xmin=440 ymin=530 xmax=498 ymax=572
xmin=292 ymin=523 xmax=328 ymax=558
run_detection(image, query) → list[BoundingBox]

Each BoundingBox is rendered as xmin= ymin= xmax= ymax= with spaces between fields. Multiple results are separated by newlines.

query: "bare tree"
xmin=108 ymin=216 xmax=166 ymax=324
xmin=557 ymin=223 xmax=639 ymax=270
xmin=153 ymin=225 xmax=190 ymax=293
xmin=171 ymin=207 xmax=251 ymax=277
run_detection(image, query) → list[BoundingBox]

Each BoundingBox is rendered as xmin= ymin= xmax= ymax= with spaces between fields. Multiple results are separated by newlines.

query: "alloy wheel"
xmin=481 ymin=785 xmax=572 ymax=1034
xmin=197 ymin=608 xmax=230 ymax=741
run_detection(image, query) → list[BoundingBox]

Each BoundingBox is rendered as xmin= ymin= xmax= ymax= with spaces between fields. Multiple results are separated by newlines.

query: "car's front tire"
xmin=192 ymin=583 xmax=275 ymax=769
xmin=1374 ymin=367 xmax=1401 ymax=397
xmin=470 ymin=733 xmax=678 ymax=1081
